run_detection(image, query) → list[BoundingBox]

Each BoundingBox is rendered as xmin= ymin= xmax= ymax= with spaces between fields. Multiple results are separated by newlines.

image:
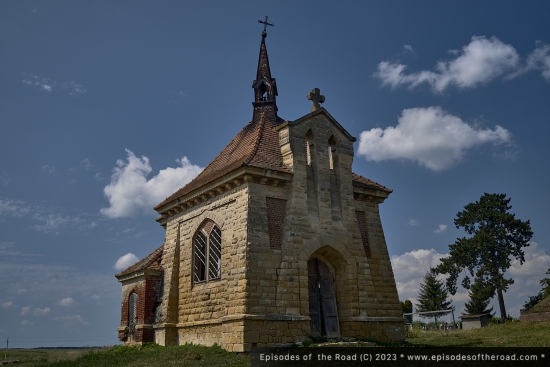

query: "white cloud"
xmin=508 ymin=42 xmax=550 ymax=81
xmin=101 ymin=149 xmax=203 ymax=218
xmin=17 ymin=288 xmax=28 ymax=294
xmin=33 ymin=307 xmax=50 ymax=316
xmin=0 ymin=241 xmax=41 ymax=257
xmin=358 ymin=106 xmax=512 ymax=171
xmin=1 ymin=301 xmax=13 ymax=309
xmin=90 ymin=295 xmax=100 ymax=300
xmin=21 ymin=320 xmax=33 ymax=326
xmin=22 ymin=74 xmax=86 ymax=94
xmin=41 ymin=165 xmax=55 ymax=173
xmin=55 ymin=315 xmax=89 ymax=329
xmin=0 ymin=198 xmax=31 ymax=217
xmin=21 ymin=306 xmax=32 ymax=316
xmin=509 ymin=242 xmax=550 ymax=277
xmin=434 ymin=224 xmax=448 ymax=233
xmin=392 ymin=243 xmax=550 ymax=318
xmin=407 ymin=219 xmax=420 ymax=226
xmin=1 ymin=172 xmax=9 ymax=185
xmin=114 ymin=253 xmax=139 ymax=271
xmin=375 ymin=36 xmax=520 ymax=93
xmin=32 ymin=213 xmax=83 ymax=233
xmin=403 ymin=44 xmax=414 ymax=53
xmin=57 ymin=297 xmax=78 ymax=307
xmin=80 ymin=158 xmax=91 ymax=170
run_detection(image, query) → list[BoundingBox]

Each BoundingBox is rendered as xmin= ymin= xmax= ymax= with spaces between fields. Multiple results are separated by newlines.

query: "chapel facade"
xmin=116 ymin=29 xmax=404 ymax=352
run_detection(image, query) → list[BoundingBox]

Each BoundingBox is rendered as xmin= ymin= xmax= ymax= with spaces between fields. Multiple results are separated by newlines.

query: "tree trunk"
xmin=497 ymin=288 xmax=507 ymax=322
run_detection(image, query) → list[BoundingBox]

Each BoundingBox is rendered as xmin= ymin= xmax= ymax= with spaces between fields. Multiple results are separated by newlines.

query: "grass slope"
xmin=6 ymin=322 xmax=550 ymax=366
xmin=404 ymin=320 xmax=550 ymax=347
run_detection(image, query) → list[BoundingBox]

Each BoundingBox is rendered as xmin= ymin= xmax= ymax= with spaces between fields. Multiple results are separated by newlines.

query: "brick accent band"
xmin=266 ymin=197 xmax=287 ymax=250
xmin=355 ymin=210 xmax=371 ymax=259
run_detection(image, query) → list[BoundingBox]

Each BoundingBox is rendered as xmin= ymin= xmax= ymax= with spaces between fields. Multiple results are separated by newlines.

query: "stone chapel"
xmin=116 ymin=27 xmax=404 ymax=352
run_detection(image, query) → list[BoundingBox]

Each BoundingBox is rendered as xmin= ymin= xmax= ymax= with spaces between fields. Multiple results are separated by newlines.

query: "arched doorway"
xmin=308 ymin=258 xmax=340 ymax=338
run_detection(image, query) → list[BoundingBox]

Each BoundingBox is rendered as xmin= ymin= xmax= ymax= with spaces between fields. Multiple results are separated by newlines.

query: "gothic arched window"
xmin=193 ymin=220 xmax=222 ymax=284
xmin=128 ymin=292 xmax=138 ymax=334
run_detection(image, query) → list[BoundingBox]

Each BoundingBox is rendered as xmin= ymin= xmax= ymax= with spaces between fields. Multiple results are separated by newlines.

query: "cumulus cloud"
xmin=33 ymin=307 xmax=50 ymax=316
xmin=17 ymin=289 xmax=28 ymax=294
xmin=57 ymin=297 xmax=78 ymax=307
xmin=375 ymin=36 xmax=520 ymax=93
xmin=21 ymin=320 xmax=33 ymax=326
xmin=509 ymin=242 xmax=550 ymax=277
xmin=508 ymin=42 xmax=550 ymax=81
xmin=90 ymin=295 xmax=100 ymax=300
xmin=434 ymin=224 xmax=448 ymax=233
xmin=114 ymin=253 xmax=139 ymax=271
xmin=21 ymin=306 xmax=32 ymax=316
xmin=358 ymin=106 xmax=512 ymax=170
xmin=101 ymin=149 xmax=203 ymax=218
xmin=1 ymin=301 xmax=13 ymax=309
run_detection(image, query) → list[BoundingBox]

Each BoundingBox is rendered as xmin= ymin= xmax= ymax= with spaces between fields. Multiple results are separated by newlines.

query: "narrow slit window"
xmin=328 ymin=146 xmax=333 ymax=170
xmin=209 ymin=226 xmax=222 ymax=279
xmin=128 ymin=292 xmax=138 ymax=334
xmin=194 ymin=232 xmax=207 ymax=282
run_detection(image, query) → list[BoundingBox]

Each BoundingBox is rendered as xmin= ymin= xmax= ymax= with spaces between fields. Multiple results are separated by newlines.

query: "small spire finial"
xmin=307 ymin=88 xmax=325 ymax=112
xmin=258 ymin=16 xmax=274 ymax=38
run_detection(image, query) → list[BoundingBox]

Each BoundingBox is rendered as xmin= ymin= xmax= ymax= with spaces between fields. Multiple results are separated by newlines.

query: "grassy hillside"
xmin=405 ymin=320 xmax=550 ymax=347
xmin=6 ymin=321 xmax=550 ymax=366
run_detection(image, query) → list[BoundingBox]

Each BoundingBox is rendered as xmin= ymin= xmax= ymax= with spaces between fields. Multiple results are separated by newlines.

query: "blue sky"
xmin=1 ymin=1 xmax=550 ymax=347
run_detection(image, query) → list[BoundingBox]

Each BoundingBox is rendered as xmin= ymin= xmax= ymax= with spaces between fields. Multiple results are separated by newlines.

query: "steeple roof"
xmin=154 ymin=36 xmax=288 ymax=210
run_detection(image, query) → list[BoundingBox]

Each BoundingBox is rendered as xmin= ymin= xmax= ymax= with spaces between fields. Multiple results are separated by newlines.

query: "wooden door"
xmin=308 ymin=258 xmax=340 ymax=338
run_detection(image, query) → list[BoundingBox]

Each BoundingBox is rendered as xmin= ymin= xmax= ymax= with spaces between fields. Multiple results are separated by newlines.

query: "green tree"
xmin=401 ymin=300 xmax=413 ymax=314
xmin=416 ymin=270 xmax=453 ymax=325
xmin=523 ymin=268 xmax=550 ymax=311
xmin=464 ymin=278 xmax=494 ymax=315
xmin=436 ymin=193 xmax=533 ymax=322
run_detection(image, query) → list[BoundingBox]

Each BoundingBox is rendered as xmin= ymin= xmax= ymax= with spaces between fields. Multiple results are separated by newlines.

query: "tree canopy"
xmin=464 ymin=277 xmax=494 ymax=315
xmin=416 ymin=270 xmax=453 ymax=325
xmin=435 ymin=193 xmax=532 ymax=321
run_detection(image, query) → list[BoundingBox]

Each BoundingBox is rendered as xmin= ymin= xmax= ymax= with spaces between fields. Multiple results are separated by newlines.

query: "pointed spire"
xmin=252 ymin=19 xmax=278 ymax=121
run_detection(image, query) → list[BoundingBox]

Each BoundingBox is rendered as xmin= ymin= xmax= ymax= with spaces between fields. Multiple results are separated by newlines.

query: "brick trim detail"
xmin=355 ymin=210 xmax=371 ymax=259
xmin=266 ymin=197 xmax=287 ymax=250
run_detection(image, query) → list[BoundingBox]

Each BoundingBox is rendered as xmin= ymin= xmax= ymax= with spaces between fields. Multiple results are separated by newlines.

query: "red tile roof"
xmin=351 ymin=173 xmax=393 ymax=193
xmin=115 ymin=244 xmax=163 ymax=277
xmin=155 ymin=111 xmax=291 ymax=209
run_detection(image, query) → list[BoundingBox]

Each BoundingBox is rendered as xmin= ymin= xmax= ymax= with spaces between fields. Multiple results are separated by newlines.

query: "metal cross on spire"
xmin=258 ymin=16 xmax=274 ymax=38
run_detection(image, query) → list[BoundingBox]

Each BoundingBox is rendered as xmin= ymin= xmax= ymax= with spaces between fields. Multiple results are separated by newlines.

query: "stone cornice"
xmin=155 ymin=167 xmax=292 ymax=226
xmin=115 ymin=269 xmax=162 ymax=283
xmin=352 ymin=185 xmax=391 ymax=203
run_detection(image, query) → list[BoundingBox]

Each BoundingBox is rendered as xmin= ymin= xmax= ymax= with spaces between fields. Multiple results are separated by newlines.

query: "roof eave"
xmin=155 ymin=166 xmax=292 ymax=225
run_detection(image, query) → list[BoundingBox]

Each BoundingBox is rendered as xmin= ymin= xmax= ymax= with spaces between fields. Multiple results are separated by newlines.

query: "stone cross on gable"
xmin=307 ymin=88 xmax=325 ymax=112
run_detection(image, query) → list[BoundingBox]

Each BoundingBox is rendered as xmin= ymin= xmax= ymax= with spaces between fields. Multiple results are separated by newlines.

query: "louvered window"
xmin=193 ymin=221 xmax=222 ymax=284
